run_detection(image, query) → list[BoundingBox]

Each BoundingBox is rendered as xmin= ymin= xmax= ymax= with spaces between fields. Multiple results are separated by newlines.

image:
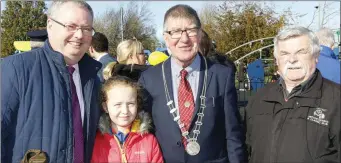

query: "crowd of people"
xmin=1 ymin=1 xmax=340 ymax=163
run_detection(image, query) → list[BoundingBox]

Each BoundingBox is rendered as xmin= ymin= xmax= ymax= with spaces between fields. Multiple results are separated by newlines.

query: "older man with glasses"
xmin=139 ymin=4 xmax=247 ymax=163
xmin=1 ymin=1 xmax=101 ymax=163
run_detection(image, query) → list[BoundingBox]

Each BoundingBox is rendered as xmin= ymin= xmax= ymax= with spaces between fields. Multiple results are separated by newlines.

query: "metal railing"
xmin=235 ymin=76 xmax=276 ymax=108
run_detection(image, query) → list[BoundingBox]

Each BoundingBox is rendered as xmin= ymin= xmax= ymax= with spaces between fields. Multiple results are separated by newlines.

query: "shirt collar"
xmin=96 ymin=53 xmax=108 ymax=61
xmin=171 ymin=54 xmax=201 ymax=77
xmin=68 ymin=64 xmax=79 ymax=74
xmin=109 ymin=128 xmax=130 ymax=144
xmin=279 ymin=70 xmax=318 ymax=100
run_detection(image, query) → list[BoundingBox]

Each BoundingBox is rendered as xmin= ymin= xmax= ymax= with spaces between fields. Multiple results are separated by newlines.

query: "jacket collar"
xmin=163 ymin=54 xmax=213 ymax=130
xmin=43 ymin=40 xmax=101 ymax=76
xmin=97 ymin=53 xmax=110 ymax=62
xmin=264 ymin=70 xmax=323 ymax=103
xmin=320 ymin=45 xmax=337 ymax=59
xmin=163 ymin=53 xmax=213 ymax=101
xmin=171 ymin=54 xmax=201 ymax=78
xmin=78 ymin=54 xmax=102 ymax=79
xmin=98 ymin=111 xmax=153 ymax=135
xmin=43 ymin=40 xmax=66 ymax=68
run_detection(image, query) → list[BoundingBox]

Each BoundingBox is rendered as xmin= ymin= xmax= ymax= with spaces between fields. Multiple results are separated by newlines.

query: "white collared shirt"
xmin=96 ymin=53 xmax=108 ymax=61
xmin=171 ymin=54 xmax=201 ymax=110
xmin=70 ymin=64 xmax=85 ymax=126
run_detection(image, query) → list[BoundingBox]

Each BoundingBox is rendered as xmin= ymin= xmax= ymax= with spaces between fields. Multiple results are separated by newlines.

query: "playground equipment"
xmin=228 ymin=37 xmax=275 ymax=91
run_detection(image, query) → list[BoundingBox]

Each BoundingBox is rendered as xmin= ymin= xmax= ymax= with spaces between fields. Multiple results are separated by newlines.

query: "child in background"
xmin=91 ymin=76 xmax=164 ymax=163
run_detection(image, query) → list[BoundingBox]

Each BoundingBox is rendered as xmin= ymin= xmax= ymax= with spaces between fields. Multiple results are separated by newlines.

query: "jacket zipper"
xmin=85 ymin=79 xmax=94 ymax=161
xmin=113 ymin=135 xmax=131 ymax=163
xmin=271 ymin=108 xmax=290 ymax=163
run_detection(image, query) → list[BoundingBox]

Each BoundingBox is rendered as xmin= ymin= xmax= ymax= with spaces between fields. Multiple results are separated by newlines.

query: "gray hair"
xmin=274 ymin=26 xmax=320 ymax=58
xmin=315 ymin=28 xmax=335 ymax=48
xmin=163 ymin=4 xmax=201 ymax=32
xmin=47 ymin=1 xmax=94 ymax=19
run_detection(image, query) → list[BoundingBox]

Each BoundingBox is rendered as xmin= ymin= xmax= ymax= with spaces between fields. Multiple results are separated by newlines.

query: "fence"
xmin=235 ymin=75 xmax=276 ymax=108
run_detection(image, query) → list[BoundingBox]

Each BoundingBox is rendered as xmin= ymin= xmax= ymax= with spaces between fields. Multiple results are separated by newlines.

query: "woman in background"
xmin=111 ymin=38 xmax=150 ymax=81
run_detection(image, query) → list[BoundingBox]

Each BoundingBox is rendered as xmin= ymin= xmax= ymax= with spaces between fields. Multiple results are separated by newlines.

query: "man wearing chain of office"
xmin=139 ymin=4 xmax=247 ymax=163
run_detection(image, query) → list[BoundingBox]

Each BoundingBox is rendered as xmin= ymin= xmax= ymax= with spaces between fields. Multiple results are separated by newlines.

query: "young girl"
xmin=91 ymin=76 xmax=164 ymax=163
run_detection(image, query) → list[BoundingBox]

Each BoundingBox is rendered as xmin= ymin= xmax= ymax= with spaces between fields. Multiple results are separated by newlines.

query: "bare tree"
xmin=93 ymin=1 xmax=157 ymax=56
xmin=308 ymin=1 xmax=340 ymax=29
xmin=320 ymin=1 xmax=340 ymax=27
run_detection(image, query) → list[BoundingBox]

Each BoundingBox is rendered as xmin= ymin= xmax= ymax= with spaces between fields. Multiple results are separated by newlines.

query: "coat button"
xmin=176 ymin=141 xmax=182 ymax=147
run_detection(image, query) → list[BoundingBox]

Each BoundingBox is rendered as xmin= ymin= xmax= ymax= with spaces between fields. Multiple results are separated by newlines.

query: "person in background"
xmin=139 ymin=4 xmax=246 ymax=163
xmin=91 ymin=75 xmax=163 ymax=163
xmin=113 ymin=38 xmax=150 ymax=82
xmin=26 ymin=28 xmax=48 ymax=49
xmin=315 ymin=27 xmax=340 ymax=84
xmin=117 ymin=38 xmax=147 ymax=66
xmin=245 ymin=26 xmax=340 ymax=163
xmin=102 ymin=61 xmax=118 ymax=81
xmin=1 ymin=1 xmax=101 ymax=162
xmin=199 ymin=29 xmax=236 ymax=73
xmin=88 ymin=32 xmax=116 ymax=82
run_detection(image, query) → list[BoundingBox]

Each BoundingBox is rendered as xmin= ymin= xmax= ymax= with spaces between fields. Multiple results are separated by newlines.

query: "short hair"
xmin=315 ymin=28 xmax=335 ymax=47
xmin=163 ymin=4 xmax=201 ymax=32
xmin=274 ymin=26 xmax=320 ymax=58
xmin=47 ymin=1 xmax=94 ymax=19
xmin=91 ymin=32 xmax=109 ymax=52
xmin=116 ymin=38 xmax=144 ymax=64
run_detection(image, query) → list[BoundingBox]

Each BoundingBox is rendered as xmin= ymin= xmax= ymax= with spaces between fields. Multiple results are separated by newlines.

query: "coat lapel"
xmin=190 ymin=55 xmax=212 ymax=130
xmin=78 ymin=55 xmax=101 ymax=118
xmin=163 ymin=58 xmax=174 ymax=104
xmin=78 ymin=54 xmax=101 ymax=156
xmin=163 ymin=58 xmax=183 ymax=132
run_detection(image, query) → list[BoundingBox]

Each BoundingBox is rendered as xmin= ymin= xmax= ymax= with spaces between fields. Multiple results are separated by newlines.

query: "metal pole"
xmin=317 ymin=2 xmax=321 ymax=29
xmin=259 ymin=50 xmax=262 ymax=59
xmin=120 ymin=7 xmax=124 ymax=42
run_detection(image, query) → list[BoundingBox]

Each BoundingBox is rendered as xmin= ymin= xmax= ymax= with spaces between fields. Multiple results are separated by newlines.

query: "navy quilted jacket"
xmin=1 ymin=41 xmax=102 ymax=163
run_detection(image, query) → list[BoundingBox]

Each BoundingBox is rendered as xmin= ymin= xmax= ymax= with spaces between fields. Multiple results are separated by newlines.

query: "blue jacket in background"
xmin=317 ymin=45 xmax=341 ymax=84
xmin=98 ymin=53 xmax=116 ymax=82
xmin=1 ymin=41 xmax=102 ymax=163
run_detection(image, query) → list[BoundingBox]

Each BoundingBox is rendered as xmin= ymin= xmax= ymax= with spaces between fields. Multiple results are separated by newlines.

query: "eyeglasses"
xmin=137 ymin=52 xmax=148 ymax=58
xmin=50 ymin=18 xmax=95 ymax=36
xmin=164 ymin=27 xmax=199 ymax=39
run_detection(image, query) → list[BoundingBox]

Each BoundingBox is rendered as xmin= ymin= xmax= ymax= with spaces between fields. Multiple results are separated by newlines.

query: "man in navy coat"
xmin=139 ymin=4 xmax=247 ymax=163
xmin=1 ymin=1 xmax=101 ymax=163
xmin=88 ymin=32 xmax=116 ymax=82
